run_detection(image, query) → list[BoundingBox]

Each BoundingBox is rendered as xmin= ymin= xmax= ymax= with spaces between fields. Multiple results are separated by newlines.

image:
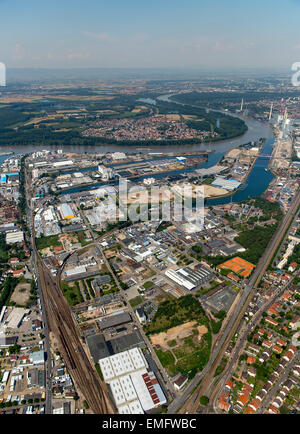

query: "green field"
xmin=36 ymin=234 xmax=61 ymax=250
xmin=61 ymin=280 xmax=84 ymax=306
xmin=155 ymin=333 xmax=212 ymax=377
xmin=129 ymin=296 xmax=143 ymax=307
xmin=148 ymin=295 xmax=212 ymax=377
xmin=143 ymin=281 xmax=154 ymax=290
xmin=144 ymin=294 xmax=209 ymax=335
xmin=154 ymin=349 xmax=177 ymax=376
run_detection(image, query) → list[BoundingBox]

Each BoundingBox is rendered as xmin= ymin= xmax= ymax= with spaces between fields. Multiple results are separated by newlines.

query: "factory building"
xmin=6 ymin=230 xmax=24 ymax=244
xmin=99 ymin=347 xmax=166 ymax=413
xmin=3 ymin=308 xmax=28 ymax=329
xmin=212 ymin=177 xmax=241 ymax=191
xmin=53 ymin=160 xmax=74 ymax=168
xmin=59 ymin=203 xmax=75 ymax=220
xmin=165 ymin=265 xmax=214 ymax=290
xmin=98 ymin=165 xmax=114 ymax=180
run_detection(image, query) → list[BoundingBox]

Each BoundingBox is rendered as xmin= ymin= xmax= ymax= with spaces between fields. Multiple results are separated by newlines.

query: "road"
xmin=212 ymin=267 xmax=300 ymax=413
xmin=258 ymin=352 xmax=299 ymax=413
xmin=212 ymin=210 xmax=300 ymax=412
xmin=168 ymin=188 xmax=300 ymax=414
xmin=76 ymin=204 xmax=176 ymax=394
xmin=95 ymin=240 xmax=176 ymax=394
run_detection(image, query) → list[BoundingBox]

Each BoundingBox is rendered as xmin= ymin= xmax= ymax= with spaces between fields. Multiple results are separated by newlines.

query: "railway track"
xmin=36 ymin=251 xmax=114 ymax=414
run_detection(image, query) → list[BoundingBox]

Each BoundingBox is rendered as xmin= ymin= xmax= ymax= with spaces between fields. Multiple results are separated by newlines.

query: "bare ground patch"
xmin=10 ymin=283 xmax=31 ymax=306
xmin=150 ymin=321 xmax=198 ymax=348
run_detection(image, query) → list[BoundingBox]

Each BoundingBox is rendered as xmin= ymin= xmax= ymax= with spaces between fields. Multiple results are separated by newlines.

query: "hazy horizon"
xmin=1 ymin=0 xmax=300 ymax=72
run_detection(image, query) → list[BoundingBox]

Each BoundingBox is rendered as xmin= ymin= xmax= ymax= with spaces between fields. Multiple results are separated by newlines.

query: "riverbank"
xmin=204 ymin=139 xmax=266 ymax=202
xmin=206 ymin=138 xmax=275 ymax=206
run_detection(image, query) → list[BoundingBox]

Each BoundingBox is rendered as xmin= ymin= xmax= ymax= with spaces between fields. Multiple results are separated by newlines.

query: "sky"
xmin=0 ymin=0 xmax=300 ymax=70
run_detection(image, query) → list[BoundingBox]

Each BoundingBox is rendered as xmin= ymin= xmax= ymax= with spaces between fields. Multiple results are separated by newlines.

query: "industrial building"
xmin=27 ymin=369 xmax=46 ymax=388
xmin=92 ymin=275 xmax=111 ymax=295
xmin=99 ymin=348 xmax=147 ymax=382
xmin=98 ymin=311 xmax=132 ymax=330
xmin=87 ymin=330 xmax=145 ymax=363
xmin=98 ymin=165 xmax=115 ymax=180
xmin=29 ymin=350 xmax=45 ymax=366
xmin=0 ymin=336 xmax=18 ymax=347
xmin=99 ymin=347 xmax=166 ymax=413
xmin=3 ymin=307 xmax=28 ymax=329
xmin=165 ymin=265 xmax=214 ymax=290
xmin=58 ymin=203 xmax=75 ymax=220
xmin=212 ymin=177 xmax=241 ymax=191
xmin=53 ymin=160 xmax=74 ymax=168
xmin=5 ymin=230 xmax=24 ymax=244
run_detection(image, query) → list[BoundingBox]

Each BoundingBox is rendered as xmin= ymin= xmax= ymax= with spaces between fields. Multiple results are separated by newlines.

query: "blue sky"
xmin=0 ymin=0 xmax=300 ymax=69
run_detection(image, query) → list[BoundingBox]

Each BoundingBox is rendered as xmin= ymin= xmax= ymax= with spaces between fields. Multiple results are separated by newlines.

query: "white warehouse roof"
xmin=165 ymin=269 xmax=195 ymax=290
xmin=99 ymin=348 xmax=148 ymax=382
xmin=212 ymin=177 xmax=241 ymax=191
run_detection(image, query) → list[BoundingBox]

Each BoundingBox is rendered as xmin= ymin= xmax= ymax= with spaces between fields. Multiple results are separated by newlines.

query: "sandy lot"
xmin=10 ymin=283 xmax=31 ymax=306
xmin=197 ymin=325 xmax=208 ymax=342
xmin=150 ymin=321 xmax=198 ymax=347
xmin=203 ymin=185 xmax=228 ymax=198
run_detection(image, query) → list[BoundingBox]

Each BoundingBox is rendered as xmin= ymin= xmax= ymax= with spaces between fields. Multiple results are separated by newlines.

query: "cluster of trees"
xmin=211 ymin=310 xmax=227 ymax=334
xmin=172 ymin=90 xmax=300 ymax=111
xmin=0 ymin=233 xmax=10 ymax=263
xmin=0 ymin=276 xmax=19 ymax=309
xmin=61 ymin=280 xmax=84 ymax=307
xmin=145 ymin=294 xmax=208 ymax=335
xmin=235 ymin=223 xmax=278 ymax=265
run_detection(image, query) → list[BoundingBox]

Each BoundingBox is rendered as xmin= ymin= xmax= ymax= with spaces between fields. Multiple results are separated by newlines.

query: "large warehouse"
xmin=6 ymin=230 xmax=24 ymax=244
xmin=59 ymin=203 xmax=75 ymax=220
xmin=165 ymin=265 xmax=214 ymax=290
xmin=99 ymin=347 xmax=166 ymax=413
xmin=211 ymin=177 xmax=241 ymax=191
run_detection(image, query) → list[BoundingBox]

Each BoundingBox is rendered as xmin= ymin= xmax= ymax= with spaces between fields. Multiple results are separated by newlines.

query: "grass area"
xmin=156 ymin=221 xmax=172 ymax=232
xmin=214 ymin=357 xmax=228 ymax=377
xmin=175 ymin=333 xmax=211 ymax=375
xmin=167 ymin=339 xmax=177 ymax=347
xmin=36 ymin=234 xmax=61 ymax=250
xmin=150 ymin=296 xmax=212 ymax=377
xmin=156 ymin=332 xmax=212 ymax=377
xmin=143 ymin=281 xmax=154 ymax=290
xmin=145 ymin=294 xmax=209 ymax=335
xmin=154 ymin=349 xmax=177 ymax=376
xmin=86 ymin=278 xmax=96 ymax=298
xmin=61 ymin=280 xmax=84 ymax=306
xmin=95 ymin=363 xmax=104 ymax=381
xmin=129 ymin=296 xmax=143 ymax=307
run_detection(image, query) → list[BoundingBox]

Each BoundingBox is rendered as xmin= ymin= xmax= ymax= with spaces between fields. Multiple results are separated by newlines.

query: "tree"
xmin=8 ymin=344 xmax=21 ymax=355
xmin=200 ymin=396 xmax=209 ymax=406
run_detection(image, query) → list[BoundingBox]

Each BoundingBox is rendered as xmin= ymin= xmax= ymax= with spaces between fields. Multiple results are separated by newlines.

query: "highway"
xmin=168 ymin=189 xmax=300 ymax=414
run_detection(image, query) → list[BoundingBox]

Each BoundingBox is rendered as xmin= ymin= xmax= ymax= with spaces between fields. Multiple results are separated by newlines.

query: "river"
xmin=0 ymin=92 xmax=274 ymax=201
